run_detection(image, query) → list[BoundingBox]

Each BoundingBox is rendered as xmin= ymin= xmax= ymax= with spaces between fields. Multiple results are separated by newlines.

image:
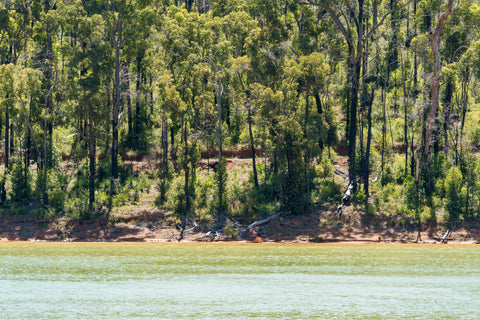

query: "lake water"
xmin=0 ymin=242 xmax=479 ymax=319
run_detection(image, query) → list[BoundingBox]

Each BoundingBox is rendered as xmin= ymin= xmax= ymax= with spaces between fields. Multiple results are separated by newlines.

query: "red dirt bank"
xmin=1 ymin=210 xmax=479 ymax=244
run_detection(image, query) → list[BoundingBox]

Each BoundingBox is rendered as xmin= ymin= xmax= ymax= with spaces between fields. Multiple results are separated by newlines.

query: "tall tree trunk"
xmin=4 ymin=97 xmax=9 ymax=169
xmin=346 ymin=0 xmax=364 ymax=184
xmin=111 ymin=16 xmax=122 ymax=195
xmin=24 ymin=128 xmax=30 ymax=191
xmin=9 ymin=123 xmax=14 ymax=158
xmin=314 ymin=90 xmax=324 ymax=150
xmin=413 ymin=0 xmax=418 ymax=87
xmin=217 ymin=78 xmax=223 ymax=161
xmin=88 ymin=120 xmax=96 ymax=211
xmin=247 ymin=102 xmax=258 ymax=189
xmin=381 ymin=84 xmax=386 ymax=171
xmin=162 ymin=118 xmax=169 ymax=179
xmin=415 ymin=83 xmax=428 ymax=184
xmin=149 ymin=75 xmax=154 ymax=114
xmin=182 ymin=117 xmax=190 ymax=237
xmin=423 ymin=0 xmax=459 ymax=162
xmin=348 ymin=57 xmax=361 ymax=183
xmin=183 ymin=128 xmax=189 ymax=214
xmin=304 ymin=94 xmax=311 ymax=214
xmin=127 ymin=68 xmax=133 ymax=135
xmin=135 ymin=54 xmax=142 ymax=132
xmin=364 ymin=88 xmax=375 ymax=205
xmin=46 ymin=32 xmax=54 ymax=169
xmin=459 ymin=71 xmax=469 ymax=159
xmin=401 ymin=54 xmax=409 ymax=174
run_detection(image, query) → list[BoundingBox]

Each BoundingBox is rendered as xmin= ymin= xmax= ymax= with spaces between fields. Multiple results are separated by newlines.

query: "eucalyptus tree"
xmin=0 ymin=0 xmax=37 ymax=168
xmin=122 ymin=2 xmax=158 ymax=152
xmin=61 ymin=1 xmax=112 ymax=210
xmin=205 ymin=15 xmax=232 ymax=162
xmin=106 ymin=0 xmax=126 ymax=195
xmin=0 ymin=64 xmax=14 ymax=169
xmin=155 ymin=6 xmax=207 ymax=226
xmin=422 ymin=0 xmax=459 ymax=163
xmin=32 ymin=0 xmax=58 ymax=169
xmin=13 ymin=67 xmax=43 ymax=200
xmin=414 ymin=0 xmax=459 ymax=193
xmin=1 ymin=0 xmax=33 ymax=65
xmin=229 ymin=56 xmax=259 ymax=188
xmin=299 ymin=0 xmax=412 ymax=186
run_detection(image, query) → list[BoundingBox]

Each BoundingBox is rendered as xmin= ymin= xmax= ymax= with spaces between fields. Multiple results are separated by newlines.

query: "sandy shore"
xmin=1 ymin=214 xmax=479 ymax=244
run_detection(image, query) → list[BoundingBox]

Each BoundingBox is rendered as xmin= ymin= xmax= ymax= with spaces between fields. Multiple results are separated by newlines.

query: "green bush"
xmin=196 ymin=173 xmax=215 ymax=209
xmin=34 ymin=169 xmax=50 ymax=203
xmin=215 ymin=159 xmax=229 ymax=217
xmin=314 ymin=154 xmax=334 ymax=180
xmin=10 ymin=163 xmax=32 ymax=202
xmin=252 ymin=201 xmax=281 ymax=217
xmin=380 ymin=165 xmax=393 ymax=186
xmin=314 ymin=180 xmax=341 ymax=202
xmin=64 ymin=193 xmax=90 ymax=220
xmin=50 ymin=189 xmax=67 ymax=212
xmin=0 ymin=173 xmax=6 ymax=203
xmin=353 ymin=190 xmax=366 ymax=204
xmin=469 ymin=126 xmax=480 ymax=145
xmin=444 ymin=167 xmax=465 ymax=223
xmin=32 ymin=207 xmax=55 ymax=221
xmin=404 ymin=176 xmax=420 ymax=213
xmin=112 ymin=192 xmax=128 ymax=207
xmin=156 ymin=179 xmax=169 ymax=205
xmin=420 ymin=206 xmax=436 ymax=225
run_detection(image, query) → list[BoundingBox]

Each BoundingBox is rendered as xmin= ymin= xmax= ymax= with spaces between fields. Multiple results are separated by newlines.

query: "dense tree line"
xmin=0 ymin=0 xmax=479 ymax=228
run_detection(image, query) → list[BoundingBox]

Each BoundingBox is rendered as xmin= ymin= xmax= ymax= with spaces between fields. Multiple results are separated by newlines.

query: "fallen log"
xmin=247 ymin=212 xmax=282 ymax=230
xmin=440 ymin=228 xmax=450 ymax=244
xmin=342 ymin=182 xmax=355 ymax=205
xmin=197 ymin=230 xmax=221 ymax=241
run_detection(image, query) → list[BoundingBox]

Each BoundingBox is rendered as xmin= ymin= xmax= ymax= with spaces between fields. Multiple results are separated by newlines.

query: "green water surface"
xmin=0 ymin=242 xmax=479 ymax=319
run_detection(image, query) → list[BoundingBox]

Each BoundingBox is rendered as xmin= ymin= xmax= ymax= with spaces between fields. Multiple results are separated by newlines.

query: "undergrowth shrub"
xmin=404 ymin=176 xmax=420 ymax=213
xmin=215 ymin=159 xmax=228 ymax=223
xmin=313 ymin=180 xmax=341 ymax=202
xmin=314 ymin=153 xmax=334 ymax=179
xmin=444 ymin=167 xmax=466 ymax=223
xmin=10 ymin=163 xmax=32 ymax=202
xmin=420 ymin=206 xmax=436 ymax=225
xmin=195 ymin=173 xmax=215 ymax=219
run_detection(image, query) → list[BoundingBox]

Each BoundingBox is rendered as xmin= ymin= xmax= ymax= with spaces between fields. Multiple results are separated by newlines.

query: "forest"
xmin=0 ymin=0 xmax=479 ymax=235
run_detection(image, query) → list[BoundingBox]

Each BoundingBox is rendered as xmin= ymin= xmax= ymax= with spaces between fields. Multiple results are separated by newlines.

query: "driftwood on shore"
xmin=247 ymin=212 xmax=282 ymax=230
xmin=195 ymin=212 xmax=283 ymax=242
xmin=440 ymin=229 xmax=451 ymax=244
xmin=337 ymin=182 xmax=355 ymax=217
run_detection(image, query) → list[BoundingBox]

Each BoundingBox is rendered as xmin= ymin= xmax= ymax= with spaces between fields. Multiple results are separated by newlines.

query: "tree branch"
xmin=298 ymin=1 xmax=353 ymax=48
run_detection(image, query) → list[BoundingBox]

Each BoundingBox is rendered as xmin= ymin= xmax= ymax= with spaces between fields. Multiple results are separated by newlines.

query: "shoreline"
xmin=2 ymin=211 xmax=480 ymax=245
xmin=0 ymin=238 xmax=480 ymax=246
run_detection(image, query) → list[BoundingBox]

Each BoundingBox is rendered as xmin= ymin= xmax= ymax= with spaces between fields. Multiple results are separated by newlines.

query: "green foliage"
xmin=156 ymin=160 xmax=174 ymax=206
xmin=156 ymin=179 xmax=170 ymax=206
xmin=380 ymin=165 xmax=394 ymax=187
xmin=10 ymin=163 xmax=32 ymax=202
xmin=313 ymin=180 xmax=342 ymax=202
xmin=313 ymin=154 xmax=334 ymax=180
xmin=49 ymin=189 xmax=67 ymax=212
xmin=444 ymin=167 xmax=466 ymax=223
xmin=122 ymin=109 xmax=153 ymax=153
xmin=353 ymin=190 xmax=366 ymax=205
xmin=404 ymin=176 xmax=420 ymax=213
xmin=0 ymin=0 xmax=478 ymax=232
xmin=215 ymin=159 xmax=228 ymax=215
xmin=0 ymin=173 xmax=6 ymax=203
xmin=195 ymin=173 xmax=215 ymax=212
xmin=420 ymin=206 xmax=436 ymax=225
